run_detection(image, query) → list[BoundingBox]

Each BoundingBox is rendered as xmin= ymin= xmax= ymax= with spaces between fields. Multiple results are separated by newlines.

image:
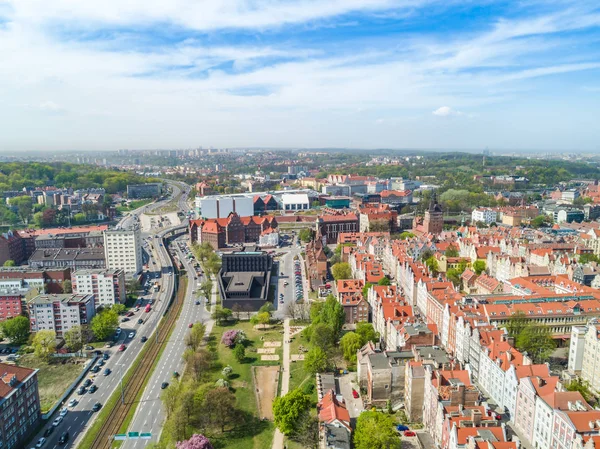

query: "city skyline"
xmin=1 ymin=0 xmax=599 ymax=151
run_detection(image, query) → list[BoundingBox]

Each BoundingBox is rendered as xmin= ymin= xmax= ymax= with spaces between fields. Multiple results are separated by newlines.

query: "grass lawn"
xmin=116 ymin=199 xmax=153 ymax=213
xmin=207 ymin=320 xmax=283 ymax=449
xmin=19 ymin=354 xmax=87 ymax=413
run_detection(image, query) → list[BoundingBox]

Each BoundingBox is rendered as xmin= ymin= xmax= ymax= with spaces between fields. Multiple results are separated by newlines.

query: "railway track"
xmin=86 ymin=260 xmax=187 ymax=449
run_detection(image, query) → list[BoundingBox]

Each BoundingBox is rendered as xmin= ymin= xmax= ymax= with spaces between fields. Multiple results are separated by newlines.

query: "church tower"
xmin=423 ymin=192 xmax=443 ymax=235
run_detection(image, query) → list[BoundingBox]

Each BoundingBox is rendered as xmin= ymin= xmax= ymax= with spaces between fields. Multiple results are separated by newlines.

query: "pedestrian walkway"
xmin=272 ymin=318 xmax=291 ymax=449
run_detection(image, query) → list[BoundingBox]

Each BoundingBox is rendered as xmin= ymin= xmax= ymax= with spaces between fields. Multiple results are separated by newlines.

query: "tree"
xmin=315 ymin=295 xmax=345 ymax=339
xmin=259 ymin=302 xmax=275 ymax=315
xmin=221 ymin=329 xmax=246 ymax=347
xmin=473 ymin=260 xmax=486 ymax=275
xmin=32 ymin=330 xmax=57 ymax=361
xmin=331 ymin=262 xmax=352 ymax=281
xmin=290 ymin=413 xmax=320 ymax=449
xmin=445 ymin=245 xmax=460 ymax=257
xmin=233 ymin=343 xmax=246 ymax=363
xmin=446 ymin=268 xmax=462 ymax=287
xmin=398 ymin=231 xmax=415 ymax=240
xmin=579 ymin=253 xmax=600 ymax=264
xmin=272 ymin=389 xmax=312 ymax=435
xmin=506 ymin=310 xmax=529 ymax=338
xmin=362 ymin=282 xmax=373 ymax=298
xmin=161 ymin=383 xmax=181 ymax=418
xmin=185 ymin=322 xmax=207 ymax=351
xmin=425 ymin=256 xmax=439 ymax=275
xmin=212 ymin=306 xmax=232 ymax=325
xmin=516 ymin=324 xmax=555 ymax=364
xmin=10 ymin=196 xmax=33 ymax=223
xmin=304 ymin=346 xmax=328 ymax=375
xmin=91 ymin=309 xmax=119 ymax=340
xmin=531 ymin=214 xmax=551 ymax=228
xmin=176 ymin=434 xmax=214 ymax=449
xmin=377 ymin=277 xmax=390 ymax=286
xmin=126 ymin=279 xmax=141 ymax=296
xmin=33 ymin=211 xmax=44 ymax=228
xmin=356 ymin=323 xmax=378 ymax=344
xmin=221 ymin=365 xmax=233 ymax=378
xmin=203 ymin=387 xmax=236 ymax=432
xmin=111 ymin=303 xmax=126 ymax=315
xmin=3 ymin=260 xmax=15 ymax=267
xmin=354 ymin=411 xmax=401 ymax=449
xmin=252 ymin=311 xmax=271 ymax=328
xmin=64 ymin=325 xmax=85 ymax=353
xmin=62 ymin=279 xmax=72 ymax=294
xmin=200 ymin=280 xmax=213 ymax=300
xmin=310 ymin=323 xmax=335 ymax=351
xmin=298 ymin=228 xmax=314 ymax=243
xmin=0 ymin=316 xmax=30 ymax=344
xmin=184 ymin=348 xmax=212 ymax=381
xmin=566 ymin=378 xmax=595 ymax=403
xmin=340 ymin=332 xmax=363 ymax=363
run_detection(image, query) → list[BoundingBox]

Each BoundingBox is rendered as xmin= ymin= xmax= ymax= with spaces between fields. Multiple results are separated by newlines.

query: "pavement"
xmin=337 ymin=374 xmax=364 ymax=419
xmin=122 ymin=239 xmax=213 ymax=448
xmin=271 ymin=318 xmax=290 ymax=449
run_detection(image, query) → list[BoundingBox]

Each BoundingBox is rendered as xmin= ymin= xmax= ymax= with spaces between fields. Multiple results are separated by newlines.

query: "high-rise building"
xmin=0 ymin=363 xmax=41 ymax=449
xmin=103 ymin=228 xmax=143 ymax=275
xmin=72 ymin=269 xmax=126 ymax=308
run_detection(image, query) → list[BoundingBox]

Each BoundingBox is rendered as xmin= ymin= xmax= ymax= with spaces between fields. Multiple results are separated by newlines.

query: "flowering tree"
xmin=221 ymin=329 xmax=247 ymax=348
xmin=215 ymin=378 xmax=230 ymax=388
xmin=176 ymin=434 xmax=213 ymax=449
xmin=222 ymin=365 xmax=233 ymax=378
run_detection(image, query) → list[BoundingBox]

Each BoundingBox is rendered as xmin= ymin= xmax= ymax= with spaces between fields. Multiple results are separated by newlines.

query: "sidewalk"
xmin=272 ymin=318 xmax=291 ymax=449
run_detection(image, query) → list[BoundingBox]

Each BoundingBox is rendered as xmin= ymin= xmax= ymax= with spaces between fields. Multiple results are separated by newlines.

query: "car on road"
xmin=121 ymin=317 xmax=130 ymax=322
xmin=103 ymin=353 xmax=110 ymax=360
xmin=137 ymin=319 xmax=144 ymax=324
xmin=59 ymin=407 xmax=68 ymax=417
xmin=404 ymin=431 xmax=416 ymax=437
xmin=58 ymin=432 xmax=70 ymax=445
xmin=77 ymin=386 xmax=86 ymax=395
xmin=91 ymin=365 xmax=100 ymax=373
xmin=103 ymin=368 xmax=111 ymax=376
xmin=195 ymin=300 xmax=201 ymax=305
xmin=141 ymin=336 xmax=148 ymax=343
xmin=105 ymin=342 xmax=114 ymax=348
xmin=68 ymin=398 xmax=78 ymax=407
xmin=52 ymin=416 xmax=63 ymax=427
xmin=35 ymin=437 xmax=46 ymax=447
xmin=161 ymin=382 xmax=169 ymax=389
xmin=128 ymin=332 xmax=134 ymax=338
xmin=188 ymin=323 xmax=193 ymax=328
xmin=118 ymin=344 xmax=126 ymax=352
xmin=83 ymin=379 xmax=92 ymax=388
xmin=89 ymin=384 xmax=98 ymax=393
xmin=43 ymin=426 xmax=54 ymax=437
xmin=283 ymin=281 xmax=289 ymax=286
xmin=85 ymin=345 xmax=94 ymax=350
xmin=92 ymin=402 xmax=102 ymax=412
xmin=98 ymin=359 xmax=105 ymax=367
xmin=352 ymin=389 xmax=359 ymax=399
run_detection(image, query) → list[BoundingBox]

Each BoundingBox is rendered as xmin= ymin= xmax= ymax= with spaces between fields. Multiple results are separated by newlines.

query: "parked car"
xmin=105 ymin=342 xmax=114 ymax=348
xmin=404 ymin=431 xmax=416 ymax=437
xmin=352 ymin=389 xmax=359 ymax=399
xmin=121 ymin=317 xmax=130 ymax=322
xmin=396 ymin=424 xmax=409 ymax=432
xmin=84 ymin=345 xmax=94 ymax=350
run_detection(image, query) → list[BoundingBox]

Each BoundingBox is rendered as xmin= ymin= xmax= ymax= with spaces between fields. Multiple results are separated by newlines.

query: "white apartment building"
xmin=570 ymin=322 xmax=600 ymax=393
xmin=103 ymin=228 xmax=143 ymax=276
xmin=471 ymin=208 xmax=498 ymax=224
xmin=72 ymin=269 xmax=126 ymax=308
xmin=568 ymin=325 xmax=587 ymax=375
xmin=27 ymin=293 xmax=95 ymax=336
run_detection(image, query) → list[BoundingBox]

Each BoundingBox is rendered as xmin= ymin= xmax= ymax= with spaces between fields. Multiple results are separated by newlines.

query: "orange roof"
xmin=0 ymin=363 xmax=37 ymax=399
xmin=515 ymin=364 xmax=549 ymax=379
xmin=564 ymin=410 xmax=600 ymax=432
xmin=318 ymin=390 xmax=351 ymax=430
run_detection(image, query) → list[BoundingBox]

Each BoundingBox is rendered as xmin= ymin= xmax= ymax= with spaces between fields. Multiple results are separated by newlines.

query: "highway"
xmin=121 ymin=238 xmax=213 ymax=448
xmin=28 ymin=182 xmax=187 ymax=449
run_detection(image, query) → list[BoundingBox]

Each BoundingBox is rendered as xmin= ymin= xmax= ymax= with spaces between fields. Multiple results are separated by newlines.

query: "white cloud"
xmin=38 ymin=101 xmax=64 ymax=112
xmin=432 ymin=106 xmax=463 ymax=117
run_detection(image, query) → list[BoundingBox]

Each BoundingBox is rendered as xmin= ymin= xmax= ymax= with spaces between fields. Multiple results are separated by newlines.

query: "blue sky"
xmin=0 ymin=0 xmax=599 ymax=151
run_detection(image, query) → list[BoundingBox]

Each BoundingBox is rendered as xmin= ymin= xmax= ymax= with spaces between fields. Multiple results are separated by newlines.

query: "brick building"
xmin=189 ymin=213 xmax=278 ymax=250
xmin=0 ymin=231 xmax=24 ymax=266
xmin=0 ymin=363 xmax=41 ymax=449
xmin=317 ymin=213 xmax=359 ymax=244
xmin=0 ymin=294 xmax=24 ymax=322
xmin=305 ymin=237 xmax=328 ymax=291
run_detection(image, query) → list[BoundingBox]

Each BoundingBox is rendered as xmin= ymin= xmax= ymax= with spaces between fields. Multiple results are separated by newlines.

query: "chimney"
xmin=471 ymin=409 xmax=482 ymax=426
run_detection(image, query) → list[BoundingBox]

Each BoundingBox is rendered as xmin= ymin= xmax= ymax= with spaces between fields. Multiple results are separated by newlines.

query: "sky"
xmin=0 ymin=0 xmax=599 ymax=152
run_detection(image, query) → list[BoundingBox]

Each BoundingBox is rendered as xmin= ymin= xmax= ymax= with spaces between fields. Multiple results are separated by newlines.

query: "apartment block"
xmin=103 ymin=228 xmax=143 ymax=275
xmin=28 ymin=293 xmax=95 ymax=336
xmin=0 ymin=363 xmax=41 ymax=449
xmin=72 ymin=269 xmax=126 ymax=308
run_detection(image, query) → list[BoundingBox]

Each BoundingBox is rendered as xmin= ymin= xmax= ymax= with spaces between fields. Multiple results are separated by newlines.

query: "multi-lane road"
xmin=121 ymin=239 xmax=213 ymax=447
xmin=28 ymin=182 xmax=187 ymax=449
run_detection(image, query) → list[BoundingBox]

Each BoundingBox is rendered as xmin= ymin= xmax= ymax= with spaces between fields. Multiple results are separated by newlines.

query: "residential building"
xmin=103 ymin=228 xmax=143 ymax=275
xmin=0 ymin=231 xmax=24 ymax=266
xmin=126 ymin=182 xmax=162 ymax=199
xmin=471 ymin=208 xmax=498 ymax=225
xmin=568 ymin=325 xmax=586 ymax=375
xmin=0 ymin=293 xmax=23 ymax=321
xmin=0 ymin=267 xmax=71 ymax=294
xmin=72 ymin=269 xmax=126 ymax=308
xmin=189 ymin=214 xmax=278 ymax=250
xmin=318 ymin=389 xmax=352 ymax=449
xmin=405 ymin=361 xmax=426 ymax=422
xmin=380 ymin=190 xmax=413 ymax=207
xmin=304 ymin=237 xmax=328 ymax=291
xmin=0 ymin=363 xmax=41 ymax=449
xmin=29 ymin=247 xmax=106 ymax=270
xmin=336 ymin=279 xmax=368 ymax=324
xmin=28 ymin=293 xmax=96 ymax=336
